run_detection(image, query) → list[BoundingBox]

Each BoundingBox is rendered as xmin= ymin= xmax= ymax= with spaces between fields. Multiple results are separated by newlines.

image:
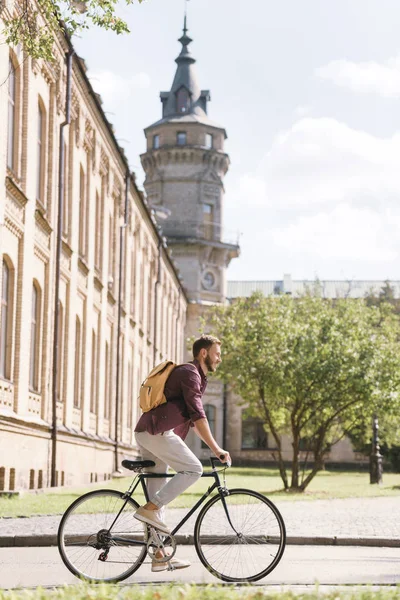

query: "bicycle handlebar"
xmin=210 ymin=455 xmax=232 ymax=468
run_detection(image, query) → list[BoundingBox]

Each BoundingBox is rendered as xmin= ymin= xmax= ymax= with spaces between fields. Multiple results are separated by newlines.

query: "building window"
xmin=29 ymin=283 xmax=41 ymax=391
xmin=90 ymin=330 xmax=97 ymax=414
xmin=7 ymin=57 xmax=17 ymax=171
xmin=153 ymin=134 xmax=160 ymax=149
xmin=56 ymin=302 xmax=64 ymax=401
xmin=203 ymin=203 xmax=214 ymax=240
xmin=78 ymin=166 xmax=86 ymax=257
xmin=177 ymin=132 xmax=187 ymax=146
xmin=94 ymin=191 xmax=101 ymax=271
xmin=104 ymin=342 xmax=110 ymax=420
xmin=36 ymin=100 xmax=46 ymax=203
xmin=62 ymin=141 xmax=68 ymax=237
xmin=205 ymin=133 xmax=213 ymax=149
xmin=241 ymin=416 xmax=268 ymax=450
xmin=74 ymin=317 xmax=82 ymax=408
xmin=201 ymin=404 xmax=216 ymax=449
xmin=0 ymin=259 xmax=12 ymax=380
xmin=108 ymin=213 xmax=114 ymax=287
xmin=176 ymin=87 xmax=190 ymax=113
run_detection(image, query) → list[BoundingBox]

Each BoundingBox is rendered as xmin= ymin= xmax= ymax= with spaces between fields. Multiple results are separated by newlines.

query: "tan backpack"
xmin=139 ymin=360 xmax=177 ymax=412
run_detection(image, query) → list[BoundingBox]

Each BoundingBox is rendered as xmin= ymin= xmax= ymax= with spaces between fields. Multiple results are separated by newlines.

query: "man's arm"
xmin=193 ymin=418 xmax=231 ymax=464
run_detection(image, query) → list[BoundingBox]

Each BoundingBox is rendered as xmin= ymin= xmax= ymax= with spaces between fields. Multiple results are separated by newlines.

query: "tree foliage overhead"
xmin=1 ymin=0 xmax=145 ymax=61
xmin=207 ymin=292 xmax=400 ymax=491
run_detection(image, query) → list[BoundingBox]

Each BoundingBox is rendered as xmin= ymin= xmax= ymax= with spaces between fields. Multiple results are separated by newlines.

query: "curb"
xmin=0 ymin=534 xmax=399 ymax=548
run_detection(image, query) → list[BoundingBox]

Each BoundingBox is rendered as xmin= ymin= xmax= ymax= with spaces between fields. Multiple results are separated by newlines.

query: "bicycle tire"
xmin=58 ymin=489 xmax=147 ymax=583
xmin=194 ymin=488 xmax=286 ymax=582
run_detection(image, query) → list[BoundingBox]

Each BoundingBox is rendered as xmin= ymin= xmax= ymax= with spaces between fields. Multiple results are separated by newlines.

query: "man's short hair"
xmin=193 ymin=334 xmax=221 ymax=358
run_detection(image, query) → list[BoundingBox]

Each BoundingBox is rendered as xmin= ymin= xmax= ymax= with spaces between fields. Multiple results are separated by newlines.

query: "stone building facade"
xmin=140 ymin=20 xmax=239 ymax=461
xmin=0 ymin=14 xmax=187 ymax=490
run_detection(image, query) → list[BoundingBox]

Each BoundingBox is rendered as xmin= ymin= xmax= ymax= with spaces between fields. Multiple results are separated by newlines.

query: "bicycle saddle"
xmin=122 ymin=459 xmax=156 ymax=471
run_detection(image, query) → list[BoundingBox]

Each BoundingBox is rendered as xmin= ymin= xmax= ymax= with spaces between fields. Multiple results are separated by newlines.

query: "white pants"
xmin=134 ymin=430 xmax=203 ymax=521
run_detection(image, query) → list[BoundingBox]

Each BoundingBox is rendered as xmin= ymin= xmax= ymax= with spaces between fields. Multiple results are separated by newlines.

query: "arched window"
xmin=176 ymin=87 xmax=190 ymax=114
xmin=56 ymin=302 xmax=64 ymax=401
xmin=79 ymin=166 xmax=86 ymax=257
xmin=74 ymin=317 xmax=82 ymax=408
xmin=104 ymin=341 xmax=110 ymax=420
xmin=29 ymin=283 xmax=41 ymax=391
xmin=7 ymin=57 xmax=17 ymax=171
xmin=36 ymin=100 xmax=46 ymax=202
xmin=0 ymin=259 xmax=13 ymax=379
xmin=90 ymin=330 xmax=97 ymax=414
xmin=94 ymin=191 xmax=101 ymax=271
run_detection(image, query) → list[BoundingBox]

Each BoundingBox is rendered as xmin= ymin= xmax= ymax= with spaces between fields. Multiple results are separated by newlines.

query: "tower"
xmin=141 ymin=19 xmax=239 ymax=451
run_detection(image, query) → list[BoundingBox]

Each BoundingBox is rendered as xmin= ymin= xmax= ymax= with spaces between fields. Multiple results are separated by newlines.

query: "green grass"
xmin=0 ymin=468 xmax=399 ymax=518
xmin=0 ymin=584 xmax=400 ymax=600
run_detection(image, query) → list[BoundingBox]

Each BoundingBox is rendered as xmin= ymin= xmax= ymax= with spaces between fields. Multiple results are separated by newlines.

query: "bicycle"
xmin=58 ymin=456 xmax=286 ymax=583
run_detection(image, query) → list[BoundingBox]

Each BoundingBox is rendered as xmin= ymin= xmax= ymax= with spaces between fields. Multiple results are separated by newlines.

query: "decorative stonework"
xmin=61 ymin=240 xmax=72 ymax=273
xmin=0 ymin=380 xmax=14 ymax=410
xmin=5 ymin=176 xmax=28 ymax=229
xmin=28 ymin=392 xmax=41 ymax=416
xmin=72 ymin=408 xmax=81 ymax=429
xmin=56 ymin=401 xmax=64 ymax=424
xmin=89 ymin=413 xmax=97 ymax=433
xmin=78 ymin=257 xmax=89 ymax=290
xmin=34 ymin=209 xmax=52 ymax=256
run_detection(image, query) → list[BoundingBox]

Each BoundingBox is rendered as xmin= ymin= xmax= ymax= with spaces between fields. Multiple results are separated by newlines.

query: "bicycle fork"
xmin=218 ymin=488 xmax=240 ymax=536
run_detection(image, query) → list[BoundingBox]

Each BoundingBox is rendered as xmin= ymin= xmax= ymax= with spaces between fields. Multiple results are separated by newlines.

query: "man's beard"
xmin=205 ymin=353 xmax=216 ymax=372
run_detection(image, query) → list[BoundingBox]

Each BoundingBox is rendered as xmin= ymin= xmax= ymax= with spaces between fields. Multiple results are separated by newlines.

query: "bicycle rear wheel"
xmin=194 ymin=488 xmax=286 ymax=582
xmin=58 ymin=489 xmax=147 ymax=583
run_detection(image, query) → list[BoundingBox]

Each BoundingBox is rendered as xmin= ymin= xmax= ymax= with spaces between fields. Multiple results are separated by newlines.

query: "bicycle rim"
xmin=58 ymin=489 xmax=147 ymax=583
xmin=194 ymin=488 xmax=286 ymax=582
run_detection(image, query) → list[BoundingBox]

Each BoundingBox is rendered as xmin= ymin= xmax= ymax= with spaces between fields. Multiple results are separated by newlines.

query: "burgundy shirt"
xmin=134 ymin=360 xmax=207 ymax=440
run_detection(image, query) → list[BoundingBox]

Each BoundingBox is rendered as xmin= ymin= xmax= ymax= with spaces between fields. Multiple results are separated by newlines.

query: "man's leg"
xmin=135 ymin=430 xmax=203 ymax=511
xmin=134 ymin=432 xmax=168 ymax=523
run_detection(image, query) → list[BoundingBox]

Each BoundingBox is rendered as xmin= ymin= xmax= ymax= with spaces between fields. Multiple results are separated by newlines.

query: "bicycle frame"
xmin=109 ymin=466 xmax=234 ymax=546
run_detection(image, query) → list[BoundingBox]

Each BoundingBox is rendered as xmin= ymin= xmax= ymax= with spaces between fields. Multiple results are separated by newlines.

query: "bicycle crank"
xmin=146 ymin=527 xmax=177 ymax=563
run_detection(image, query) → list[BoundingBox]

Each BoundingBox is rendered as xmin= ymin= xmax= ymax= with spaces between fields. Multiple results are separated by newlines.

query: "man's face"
xmin=204 ymin=343 xmax=222 ymax=372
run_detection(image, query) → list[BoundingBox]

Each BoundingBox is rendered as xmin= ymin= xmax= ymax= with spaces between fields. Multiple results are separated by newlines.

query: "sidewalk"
xmin=1 ymin=496 xmax=399 ymax=547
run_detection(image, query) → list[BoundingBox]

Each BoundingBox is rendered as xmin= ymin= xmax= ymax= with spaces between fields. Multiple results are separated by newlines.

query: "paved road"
xmin=0 ymin=545 xmax=399 ymax=589
xmin=1 ymin=497 xmax=400 ymax=543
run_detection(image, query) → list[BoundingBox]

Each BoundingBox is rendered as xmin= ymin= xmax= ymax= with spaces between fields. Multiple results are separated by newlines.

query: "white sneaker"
xmin=134 ymin=506 xmax=170 ymax=534
xmin=152 ymin=557 xmax=191 ymax=572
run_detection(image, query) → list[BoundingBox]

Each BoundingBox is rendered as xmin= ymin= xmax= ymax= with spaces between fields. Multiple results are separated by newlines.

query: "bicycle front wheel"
xmin=58 ymin=489 xmax=147 ymax=583
xmin=194 ymin=488 xmax=286 ymax=582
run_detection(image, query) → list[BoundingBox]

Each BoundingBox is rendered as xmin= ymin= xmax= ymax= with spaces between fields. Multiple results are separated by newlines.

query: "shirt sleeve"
xmin=180 ymin=366 xmax=207 ymax=423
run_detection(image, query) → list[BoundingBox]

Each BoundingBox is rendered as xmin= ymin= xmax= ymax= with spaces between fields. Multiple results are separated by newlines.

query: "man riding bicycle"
xmin=134 ymin=334 xmax=231 ymax=571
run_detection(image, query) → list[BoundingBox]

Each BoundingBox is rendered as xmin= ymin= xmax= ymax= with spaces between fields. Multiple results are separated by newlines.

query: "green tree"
xmin=206 ymin=292 xmax=400 ymax=491
xmin=1 ymin=0 xmax=145 ymax=62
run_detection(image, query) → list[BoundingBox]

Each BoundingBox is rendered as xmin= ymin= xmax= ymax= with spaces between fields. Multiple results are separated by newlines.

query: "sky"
xmin=74 ymin=0 xmax=400 ymax=282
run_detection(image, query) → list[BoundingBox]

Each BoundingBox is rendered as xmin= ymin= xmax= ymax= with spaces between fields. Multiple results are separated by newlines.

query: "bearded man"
xmin=134 ymin=334 xmax=231 ymax=571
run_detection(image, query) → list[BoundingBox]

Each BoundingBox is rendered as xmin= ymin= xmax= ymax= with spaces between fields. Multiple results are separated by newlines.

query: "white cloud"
xmin=316 ymin=56 xmax=400 ymax=97
xmin=226 ymin=117 xmax=400 ymax=275
xmin=262 ymin=117 xmax=400 ymax=209
xmin=88 ymin=70 xmax=151 ymax=108
xmin=271 ymin=203 xmax=397 ymax=262
xmin=293 ymin=105 xmax=312 ymax=118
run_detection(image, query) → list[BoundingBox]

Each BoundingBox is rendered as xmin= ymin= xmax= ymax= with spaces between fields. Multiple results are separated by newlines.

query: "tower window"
xmin=177 ymin=132 xmax=186 ymax=146
xmin=153 ymin=134 xmax=160 ymax=149
xmin=205 ymin=133 xmax=213 ymax=149
xmin=176 ymin=87 xmax=190 ymax=113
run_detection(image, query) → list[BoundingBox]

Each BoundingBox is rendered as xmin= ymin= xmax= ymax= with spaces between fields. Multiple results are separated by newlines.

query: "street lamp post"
xmin=370 ymin=414 xmax=383 ymax=484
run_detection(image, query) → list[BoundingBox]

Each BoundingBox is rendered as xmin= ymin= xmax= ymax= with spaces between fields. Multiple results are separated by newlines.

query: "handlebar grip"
xmin=211 ymin=454 xmax=231 ymax=467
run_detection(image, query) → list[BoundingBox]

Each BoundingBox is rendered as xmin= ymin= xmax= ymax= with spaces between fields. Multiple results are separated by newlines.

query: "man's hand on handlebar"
xmin=217 ymin=450 xmax=232 ymax=466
